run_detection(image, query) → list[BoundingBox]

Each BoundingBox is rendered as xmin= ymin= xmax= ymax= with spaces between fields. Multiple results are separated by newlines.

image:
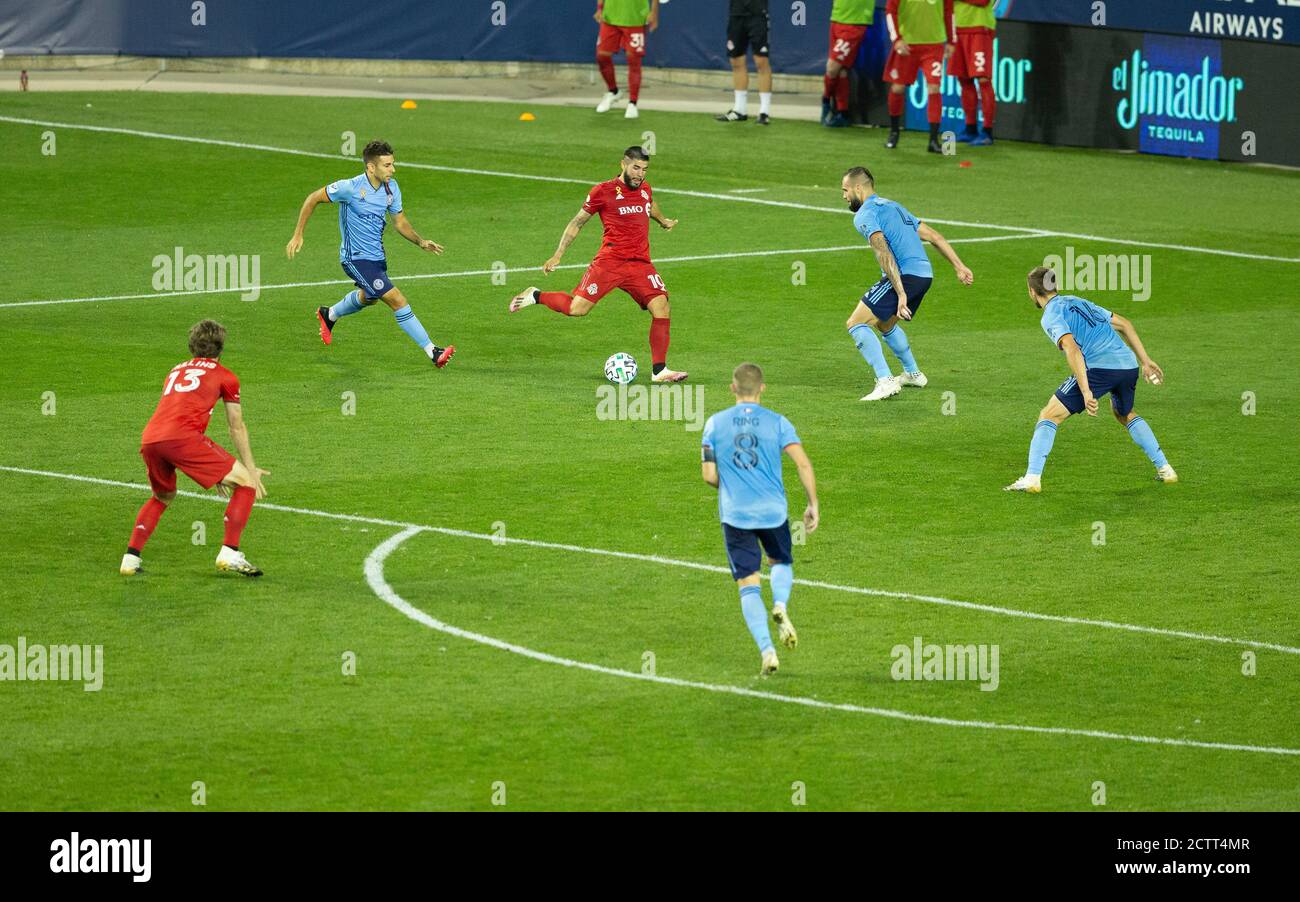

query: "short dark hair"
xmin=733 ymin=362 xmax=764 ymax=395
xmin=363 ymin=140 xmax=394 ymax=163
xmin=844 ymin=166 xmax=874 ymax=186
xmin=188 ymin=319 xmax=226 ymax=358
xmin=1027 ymin=265 xmax=1059 ymax=295
xmin=623 ymin=145 xmax=651 ymax=162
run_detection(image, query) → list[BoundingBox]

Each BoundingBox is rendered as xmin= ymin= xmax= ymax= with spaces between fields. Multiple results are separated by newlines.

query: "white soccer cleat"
xmin=595 ymin=90 xmax=621 ymax=113
xmin=651 ymin=368 xmax=688 ymax=383
xmin=896 ymin=371 xmax=928 ymax=388
xmin=119 ymin=553 xmax=142 ymax=576
xmin=1004 ymin=475 xmax=1042 ymax=494
xmin=216 ymin=546 xmax=263 ymax=577
xmin=760 ymin=648 xmax=780 ymax=676
xmin=508 ymin=286 xmax=538 ymax=313
xmin=860 ymin=376 xmax=901 ymax=401
xmin=772 ymin=605 xmax=798 ymax=649
xmin=624 ymin=102 xmax=639 ymax=119
xmin=1155 ymin=464 xmax=1179 ymax=483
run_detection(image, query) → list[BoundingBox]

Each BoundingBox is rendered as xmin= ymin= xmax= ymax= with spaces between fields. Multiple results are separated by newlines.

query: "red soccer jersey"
xmin=582 ymin=177 xmax=654 ymax=264
xmin=141 ymin=357 xmax=241 ymax=444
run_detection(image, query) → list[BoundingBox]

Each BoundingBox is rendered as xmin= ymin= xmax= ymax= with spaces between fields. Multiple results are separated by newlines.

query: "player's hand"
xmin=658 ymin=217 xmax=678 ymax=231
xmin=944 ymin=42 xmax=956 ymax=63
xmin=955 ymin=264 xmax=974 ymax=285
xmin=285 ymin=234 xmax=304 ymax=260
xmin=803 ymin=504 xmax=819 ymax=534
xmin=419 ymin=239 xmax=444 ymax=254
xmin=895 ymin=40 xmax=912 ymax=56
xmin=542 ymin=255 xmax=562 ymax=274
xmin=897 ymin=297 xmax=913 ymax=321
xmin=251 ymin=468 xmax=270 ymax=500
xmin=1082 ymin=392 xmax=1099 ymax=416
xmin=593 ymin=9 xmax=603 ymax=24
xmin=1143 ymin=360 xmax=1165 ymax=385
xmin=213 ymin=483 xmax=232 ymax=499
xmin=647 ymin=10 xmax=658 ymax=32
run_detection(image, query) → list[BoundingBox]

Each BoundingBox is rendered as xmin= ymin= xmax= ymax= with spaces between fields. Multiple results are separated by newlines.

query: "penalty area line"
xmin=1 ymin=115 xmax=1295 ymax=264
xmin=4 ymin=464 xmax=1300 ymax=660
xmin=366 ymin=526 xmax=1300 ymax=757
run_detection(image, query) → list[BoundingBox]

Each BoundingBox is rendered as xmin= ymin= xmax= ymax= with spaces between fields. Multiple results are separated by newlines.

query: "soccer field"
xmin=2 ymin=91 xmax=1298 ymax=811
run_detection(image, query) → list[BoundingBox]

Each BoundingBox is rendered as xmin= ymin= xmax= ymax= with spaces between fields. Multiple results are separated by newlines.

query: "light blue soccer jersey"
xmin=702 ymin=403 xmax=801 ymax=530
xmin=326 ymin=173 xmax=404 ymax=263
xmin=854 ymin=195 xmax=933 ymax=278
xmin=1040 ymin=295 xmax=1137 ymax=369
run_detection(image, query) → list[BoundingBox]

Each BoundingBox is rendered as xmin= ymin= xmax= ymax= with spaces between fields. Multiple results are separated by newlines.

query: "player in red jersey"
xmin=507 ymin=146 xmax=688 ymax=383
xmin=120 ymin=320 xmax=269 ymax=577
xmin=883 ymin=0 xmax=956 ymax=153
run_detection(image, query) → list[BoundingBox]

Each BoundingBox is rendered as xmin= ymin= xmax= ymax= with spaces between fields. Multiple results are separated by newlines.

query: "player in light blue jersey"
xmin=841 ymin=166 xmax=973 ymax=402
xmin=286 ymin=140 xmax=455 ymax=368
xmin=1006 ymin=266 xmax=1178 ymax=493
xmin=702 ymin=363 xmax=819 ymax=675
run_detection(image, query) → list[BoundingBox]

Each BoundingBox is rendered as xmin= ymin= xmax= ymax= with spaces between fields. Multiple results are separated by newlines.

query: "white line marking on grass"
xmin=0 ymin=235 xmax=1038 ymax=309
xmin=2 ymin=115 xmax=1295 ymax=264
xmin=5 ymin=464 xmax=1300 ymax=659
xmin=366 ymin=526 xmax=1300 ymax=757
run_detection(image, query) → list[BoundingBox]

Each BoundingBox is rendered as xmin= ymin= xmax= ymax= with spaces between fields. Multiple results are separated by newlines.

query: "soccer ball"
xmin=604 ymin=352 xmax=637 ymax=385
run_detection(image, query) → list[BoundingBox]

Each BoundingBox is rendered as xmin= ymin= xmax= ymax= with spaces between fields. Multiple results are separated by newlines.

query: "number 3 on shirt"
xmin=163 ymin=368 xmax=207 ymax=395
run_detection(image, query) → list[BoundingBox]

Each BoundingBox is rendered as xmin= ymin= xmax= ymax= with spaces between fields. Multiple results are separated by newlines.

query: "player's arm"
xmin=649 ymin=200 xmax=677 ymax=231
xmin=544 ymin=207 xmax=594 ymax=273
xmin=285 ymin=187 xmax=330 ymax=259
xmin=593 ymin=1 xmax=603 ymax=24
xmin=390 ymin=210 xmax=444 ymax=254
xmin=1112 ymin=313 xmax=1164 ymax=385
xmin=943 ymin=0 xmax=957 ymax=57
xmin=701 ymin=444 xmax=719 ymax=488
xmin=868 ymin=231 xmax=912 ymax=320
xmin=1058 ymin=333 xmax=1097 ymax=416
xmin=886 ymin=0 xmax=909 ymax=54
xmin=222 ymin=402 xmax=269 ymax=499
xmin=783 ymin=443 xmax=819 ymax=533
xmin=917 ymin=222 xmax=974 ymax=285
xmin=647 ymin=0 xmax=660 ymax=32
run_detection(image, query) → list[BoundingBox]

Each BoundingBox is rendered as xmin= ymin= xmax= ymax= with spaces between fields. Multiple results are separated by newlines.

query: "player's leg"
xmin=823 ymin=23 xmax=858 ymax=127
xmin=847 ymin=282 xmax=900 ymax=400
xmin=317 ymin=265 xmax=375 ymax=345
xmin=921 ymin=49 xmax=945 ymax=153
xmin=723 ymin=525 xmax=778 ymax=674
xmin=122 ymin=445 xmax=178 ymax=574
xmin=209 ymin=458 xmax=264 ymax=576
xmin=753 ymin=16 xmax=773 ymax=123
xmin=971 ymin=77 xmax=997 ymax=144
xmin=717 ymin=19 xmax=750 ymax=121
xmin=512 ymin=262 xmax=607 ymax=315
xmin=1111 ymin=373 xmax=1176 ymax=482
xmin=380 ymin=285 xmax=455 ymax=368
xmin=823 ymin=57 xmax=844 ymax=125
xmin=644 ymin=294 xmax=687 ymax=382
xmin=879 ymin=275 xmax=930 ymax=385
xmin=623 ymin=27 xmax=645 ymax=118
xmin=758 ymin=524 xmax=797 ymax=649
xmin=595 ymin=25 xmax=621 ymax=111
xmin=1006 ymin=393 xmax=1074 ymax=492
xmin=949 ymin=38 xmax=978 ymax=142
xmin=968 ymin=32 xmax=997 ymax=145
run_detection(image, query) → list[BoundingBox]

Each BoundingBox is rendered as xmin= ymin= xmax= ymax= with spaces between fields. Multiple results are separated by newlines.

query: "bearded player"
xmin=883 ymin=0 xmax=956 ymax=152
xmin=508 ymin=146 xmax=688 ymax=383
xmin=120 ymin=320 xmax=269 ymax=578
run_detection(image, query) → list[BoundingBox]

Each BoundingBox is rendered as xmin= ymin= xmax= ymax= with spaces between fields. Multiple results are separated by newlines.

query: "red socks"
xmin=835 ymin=74 xmax=850 ymax=112
xmin=538 ymin=291 xmax=574 ymax=315
xmin=979 ymin=79 xmax=996 ymax=131
xmin=128 ymin=497 xmax=168 ymax=553
xmin=597 ymin=55 xmax=617 ymax=92
xmin=926 ymin=90 xmax=942 ymax=124
xmin=823 ymin=73 xmax=836 ymax=101
xmin=222 ymin=486 xmax=255 ymax=549
xmin=649 ymin=317 xmax=670 ymax=367
xmin=960 ymin=78 xmax=978 ymax=126
xmin=887 ymin=91 xmax=905 ymax=117
xmin=627 ymin=54 xmax=642 ymax=104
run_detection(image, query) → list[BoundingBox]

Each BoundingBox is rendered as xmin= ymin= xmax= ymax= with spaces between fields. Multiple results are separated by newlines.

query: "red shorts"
xmin=884 ymin=42 xmax=946 ymax=86
xmin=141 ymin=434 xmax=235 ymax=495
xmin=827 ymin=22 xmax=868 ymax=66
xmin=948 ymin=28 xmax=993 ymax=79
xmin=574 ymin=258 xmax=667 ymax=309
xmin=598 ymin=23 xmax=647 ymax=56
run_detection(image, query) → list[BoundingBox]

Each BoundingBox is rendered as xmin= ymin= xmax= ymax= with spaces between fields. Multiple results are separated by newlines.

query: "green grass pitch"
xmin=1 ymin=91 xmax=1298 ymax=811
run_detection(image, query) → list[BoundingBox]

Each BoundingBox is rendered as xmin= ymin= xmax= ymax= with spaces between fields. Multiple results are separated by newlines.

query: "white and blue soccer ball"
xmin=604 ymin=352 xmax=637 ymax=385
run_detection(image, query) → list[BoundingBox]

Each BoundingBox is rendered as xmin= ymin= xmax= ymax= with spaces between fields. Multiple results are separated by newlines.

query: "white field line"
xmin=366 ymin=526 xmax=1300 ymax=757
xmin=2 ymin=115 xmax=1296 ymax=264
xmin=0 ymin=234 xmax=1038 ymax=310
xmin=5 ymin=464 xmax=1300 ymax=659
